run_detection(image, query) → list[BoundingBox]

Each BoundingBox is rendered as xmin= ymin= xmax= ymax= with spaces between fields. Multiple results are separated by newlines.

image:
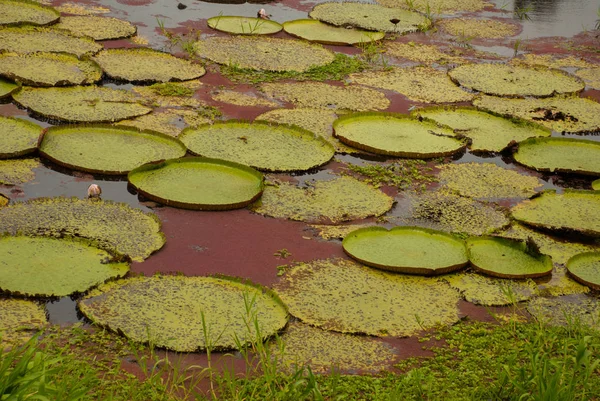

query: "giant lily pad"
xmin=55 ymin=15 xmax=137 ymax=41
xmin=511 ymin=190 xmax=600 ymax=238
xmin=79 ymin=275 xmax=288 ymax=352
xmin=128 ymin=158 xmax=264 ymax=210
xmin=527 ymin=294 xmax=600 ymax=329
xmin=212 ymin=90 xmax=278 ymax=107
xmin=93 ymin=48 xmax=206 ymax=83
xmin=118 ymin=109 xmax=210 ymax=137
xmin=0 ymin=158 xmax=40 ymax=185
xmin=0 ymin=52 xmax=102 ymax=87
xmin=0 ymin=26 xmax=102 ymax=57
xmin=575 ymin=67 xmax=600 ymax=90
xmin=342 ymin=226 xmax=468 ymax=275
xmin=0 ymin=197 xmax=164 ymax=262
xmin=593 ymin=180 xmax=600 ymax=191
xmin=179 ymin=121 xmax=334 ymax=172
xmin=414 ymin=106 xmax=551 ymax=152
xmin=207 ymin=16 xmax=282 ymax=35
xmin=283 ymin=19 xmax=384 ymax=46
xmin=0 ymin=299 xmax=47 ymax=347
xmin=0 ymin=116 xmax=42 ymax=158
xmin=385 ymin=42 xmax=467 ymax=65
xmin=273 ymin=258 xmax=461 ymax=337
xmin=0 ymin=235 xmax=129 ymax=297
xmin=250 ymin=176 xmax=394 ymax=224
xmin=333 ymin=113 xmax=465 ymax=158
xmin=309 ymin=2 xmax=431 ymax=33
xmin=448 ymin=64 xmax=584 ymax=97
xmin=0 ymin=0 xmax=59 ymax=26
xmin=40 ymin=125 xmax=187 ymax=175
xmin=514 ymin=137 xmax=600 ymax=176
xmin=0 ymin=77 xmax=18 ymax=98
xmin=566 ymin=252 xmax=600 ymax=290
xmin=375 ymin=0 xmax=491 ymax=14
xmin=443 ymin=272 xmax=538 ymax=306
xmin=12 ymin=86 xmax=152 ymax=123
xmin=194 ymin=36 xmax=335 ymax=72
xmin=439 ymin=18 xmax=519 ymax=38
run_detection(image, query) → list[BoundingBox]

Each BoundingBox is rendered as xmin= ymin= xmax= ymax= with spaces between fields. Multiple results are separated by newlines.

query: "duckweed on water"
xmin=0 ymin=158 xmax=40 ymax=185
xmin=212 ymin=90 xmax=278 ymax=107
xmin=375 ymin=0 xmax=491 ymax=14
xmin=511 ymin=54 xmax=594 ymax=69
xmin=345 ymin=159 xmax=437 ymax=191
xmin=55 ymin=15 xmax=137 ymax=40
xmin=440 ymin=18 xmax=519 ymax=39
xmin=0 ymin=298 xmax=47 ymax=347
xmin=443 ymin=272 xmax=538 ymax=306
xmin=527 ymin=294 xmax=600 ymax=329
xmin=0 ymin=26 xmax=102 ymax=57
xmin=384 ymin=42 xmax=467 ymax=65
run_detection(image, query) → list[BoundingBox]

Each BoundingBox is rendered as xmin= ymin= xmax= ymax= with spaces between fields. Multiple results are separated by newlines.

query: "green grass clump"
xmin=345 ymin=160 xmax=438 ymax=192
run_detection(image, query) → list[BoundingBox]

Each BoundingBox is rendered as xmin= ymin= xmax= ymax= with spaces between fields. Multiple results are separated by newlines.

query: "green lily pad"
xmin=566 ymin=252 xmax=600 ymax=290
xmin=342 ymin=226 xmax=468 ymax=275
xmin=0 ymin=235 xmax=129 ymax=297
xmin=273 ymin=258 xmax=461 ymax=337
xmin=385 ymin=42 xmax=467 ymax=65
xmin=283 ymin=19 xmax=385 ymax=46
xmin=0 ymin=0 xmax=59 ymax=27
xmin=375 ymin=0 xmax=491 ymax=14
xmin=0 ymin=158 xmax=40 ymax=185
xmin=0 ymin=77 xmax=19 ymax=98
xmin=0 ymin=52 xmax=102 ymax=87
xmin=40 ymin=125 xmax=187 ymax=175
xmin=511 ymin=190 xmax=600 ymax=238
xmin=448 ymin=64 xmax=584 ymax=97
xmin=0 ymin=197 xmax=164 ymax=262
xmin=128 ymin=158 xmax=264 ymax=210
xmin=12 ymin=86 xmax=153 ymax=123
xmin=538 ymin=265 xmax=590 ymax=297
xmin=575 ymin=67 xmax=600 ymax=90
xmin=474 ymin=95 xmax=600 ymax=133
xmin=207 ymin=16 xmax=282 ymax=35
xmin=440 ymin=18 xmax=519 ymax=39
xmin=443 ymin=272 xmax=538 ymax=306
xmin=0 ymin=116 xmax=42 ymax=158
xmin=55 ymin=15 xmax=137 ymax=41
xmin=527 ymin=294 xmax=600 ymax=329
xmin=593 ymin=179 xmax=600 ymax=191
xmin=0 ymin=26 xmax=102 ymax=57
xmin=79 ymin=275 xmax=288 ymax=352
xmin=466 ymin=236 xmax=553 ymax=279
xmin=118 ymin=109 xmax=210 ymax=137
xmin=514 ymin=137 xmax=600 ymax=177
xmin=179 ymin=120 xmax=334 ymax=172
xmin=93 ymin=48 xmax=206 ymax=83
xmin=413 ymin=106 xmax=551 ymax=153
xmin=212 ymin=91 xmax=278 ymax=108
xmin=309 ymin=2 xmax=431 ymax=33
xmin=333 ymin=113 xmax=465 ymax=158
xmin=250 ymin=176 xmax=394 ymax=224
xmin=0 ymin=299 xmax=47 ymax=347
xmin=194 ymin=36 xmax=335 ymax=72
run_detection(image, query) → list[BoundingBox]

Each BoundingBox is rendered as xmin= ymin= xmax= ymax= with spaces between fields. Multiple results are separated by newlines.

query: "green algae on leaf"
xmin=273 ymin=258 xmax=460 ymax=337
xmin=128 ymin=158 xmax=264 ymax=210
xmin=566 ymin=252 xmax=600 ymax=290
xmin=0 ymin=235 xmax=129 ymax=297
xmin=309 ymin=2 xmax=431 ymax=33
xmin=0 ymin=26 xmax=102 ymax=57
xmin=283 ymin=19 xmax=384 ymax=46
xmin=309 ymin=223 xmax=371 ymax=240
xmin=93 ymin=48 xmax=206 ymax=83
xmin=40 ymin=125 xmax=187 ymax=175
xmin=527 ymin=294 xmax=600 ymax=329
xmin=333 ymin=113 xmax=465 ymax=158
xmin=54 ymin=15 xmax=137 ymax=41
xmin=79 ymin=275 xmax=288 ymax=352
xmin=414 ymin=106 xmax=551 ymax=153
xmin=575 ymin=67 xmax=600 ymax=90
xmin=0 ymin=299 xmax=47 ymax=347
xmin=0 ymin=158 xmax=40 ymax=185
xmin=132 ymin=80 xmax=204 ymax=109
xmin=0 ymin=77 xmax=18 ymax=98
xmin=212 ymin=90 xmax=278 ymax=107
xmin=0 ymin=52 xmax=102 ymax=87
xmin=207 ymin=16 xmax=282 ymax=35
xmin=343 ymin=226 xmax=468 ymax=275
xmin=0 ymin=197 xmax=164 ymax=262
xmin=514 ymin=137 xmax=600 ymax=176
xmin=251 ymin=176 xmax=393 ymax=224
xmin=375 ymin=0 xmax=491 ymax=14
xmin=0 ymin=0 xmax=59 ymax=26
xmin=194 ymin=36 xmax=335 ymax=72
xmin=439 ymin=18 xmax=519 ymax=39
xmin=443 ymin=272 xmax=538 ymax=306
xmin=0 ymin=116 xmax=42 ymax=158
xmin=448 ymin=64 xmax=584 ymax=97
xmin=344 ymin=159 xmax=438 ymax=191
xmin=349 ymin=67 xmax=474 ymax=103
xmin=180 ymin=120 xmax=334 ymax=172
xmin=12 ymin=86 xmax=152 ymax=123
xmin=511 ymin=54 xmax=594 ymax=70
xmin=118 ymin=109 xmax=210 ymax=137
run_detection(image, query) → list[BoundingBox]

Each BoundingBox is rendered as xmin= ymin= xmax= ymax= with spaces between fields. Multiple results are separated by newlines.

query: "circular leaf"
xmin=593 ymin=179 xmax=600 ymax=191
xmin=0 ymin=26 xmax=102 ymax=57
xmin=207 ymin=16 xmax=282 ymax=35
xmin=0 ymin=299 xmax=47 ymax=347
xmin=0 ymin=0 xmax=59 ymax=26
xmin=55 ymin=15 xmax=137 ymax=41
xmin=567 ymin=252 xmax=600 ymax=290
xmin=0 ymin=116 xmax=42 ymax=158
xmin=283 ymin=19 xmax=384 ymax=46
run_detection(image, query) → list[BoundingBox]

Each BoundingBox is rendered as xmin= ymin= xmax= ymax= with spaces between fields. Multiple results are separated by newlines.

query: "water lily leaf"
xmin=0 ymin=299 xmax=47 ymax=347
xmin=343 ymin=226 xmax=468 ymax=275
xmin=273 ymin=258 xmax=461 ymax=337
xmin=251 ymin=176 xmax=393 ymax=224
xmin=593 ymin=179 xmax=600 ymax=191
xmin=538 ymin=266 xmax=590 ymax=297
xmin=309 ymin=2 xmax=431 ymax=33
xmin=566 ymin=252 xmax=600 ymax=290
xmin=0 ymin=0 xmax=59 ymax=26
xmin=385 ymin=42 xmax=467 ymax=65
xmin=0 ymin=26 xmax=102 ymax=57
xmin=333 ymin=112 xmax=465 ymax=158
xmin=0 ymin=77 xmax=18 ymax=98
xmin=0 ymin=235 xmax=129 ymax=297
xmin=12 ymin=86 xmax=153 ymax=123
xmin=443 ymin=272 xmax=538 ymax=306
xmin=474 ymin=95 xmax=600 ymax=133
xmin=194 ymin=36 xmax=335 ymax=72
xmin=283 ymin=19 xmax=384 ymax=46
xmin=0 ymin=158 xmax=40 ymax=185
xmin=514 ymin=137 xmax=600 ymax=176
xmin=179 ymin=120 xmax=334 ymax=172
xmin=128 ymin=158 xmax=264 ymax=210
xmin=449 ymin=64 xmax=584 ymax=97
xmin=55 ymin=15 xmax=137 ymax=40
xmin=527 ymin=294 xmax=600 ymax=329
xmin=0 ymin=116 xmax=42 ymax=158
xmin=437 ymin=163 xmax=543 ymax=201
xmin=349 ymin=67 xmax=474 ymax=103
xmin=375 ymin=0 xmax=491 ymax=14
xmin=132 ymin=80 xmax=204 ymax=108
xmin=0 ymin=52 xmax=102 ymax=87
xmin=93 ymin=48 xmax=206 ymax=83
xmin=54 ymin=2 xmax=111 ymax=15
xmin=0 ymin=197 xmax=164 ymax=262
xmin=261 ymin=82 xmax=389 ymax=111
xmin=309 ymin=223 xmax=371 ymax=240
xmin=0 ymin=195 xmax=8 ymax=207
xmin=511 ymin=190 xmax=600 ymax=238
xmin=79 ymin=275 xmax=288 ymax=352
xmin=212 ymin=91 xmax=278 ymax=107
xmin=439 ymin=18 xmax=519 ymax=38
xmin=118 ymin=109 xmax=210 ymax=137
xmin=512 ymin=54 xmax=594 ymax=69
xmin=575 ymin=67 xmax=600 ymax=90
xmin=207 ymin=16 xmax=282 ymax=35
xmin=39 ymin=125 xmax=187 ymax=175
xmin=414 ymin=106 xmax=551 ymax=152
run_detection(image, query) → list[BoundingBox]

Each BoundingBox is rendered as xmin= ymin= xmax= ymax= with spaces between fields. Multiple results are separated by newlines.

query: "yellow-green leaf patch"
xmin=54 ymin=15 xmax=137 ymax=41
xmin=439 ymin=18 xmax=519 ymax=39
xmin=566 ymin=252 xmax=600 ymax=291
xmin=0 ymin=0 xmax=59 ymax=26
xmin=375 ymin=0 xmax=491 ymax=14
xmin=0 ymin=158 xmax=40 ymax=185
xmin=575 ymin=67 xmax=600 ymax=90
xmin=0 ymin=299 xmax=47 ymax=348
xmin=527 ymin=294 xmax=600 ymax=329
xmin=0 ymin=77 xmax=18 ymax=98
xmin=283 ymin=19 xmax=384 ymax=46
xmin=593 ymin=179 xmax=600 ymax=191
xmin=118 ymin=109 xmax=210 ymax=137
xmin=0 ymin=116 xmax=42 ymax=158
xmin=385 ymin=42 xmax=467 ymax=65
xmin=207 ymin=16 xmax=282 ymax=35
xmin=0 ymin=26 xmax=102 ymax=57
xmin=443 ymin=272 xmax=538 ymax=306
